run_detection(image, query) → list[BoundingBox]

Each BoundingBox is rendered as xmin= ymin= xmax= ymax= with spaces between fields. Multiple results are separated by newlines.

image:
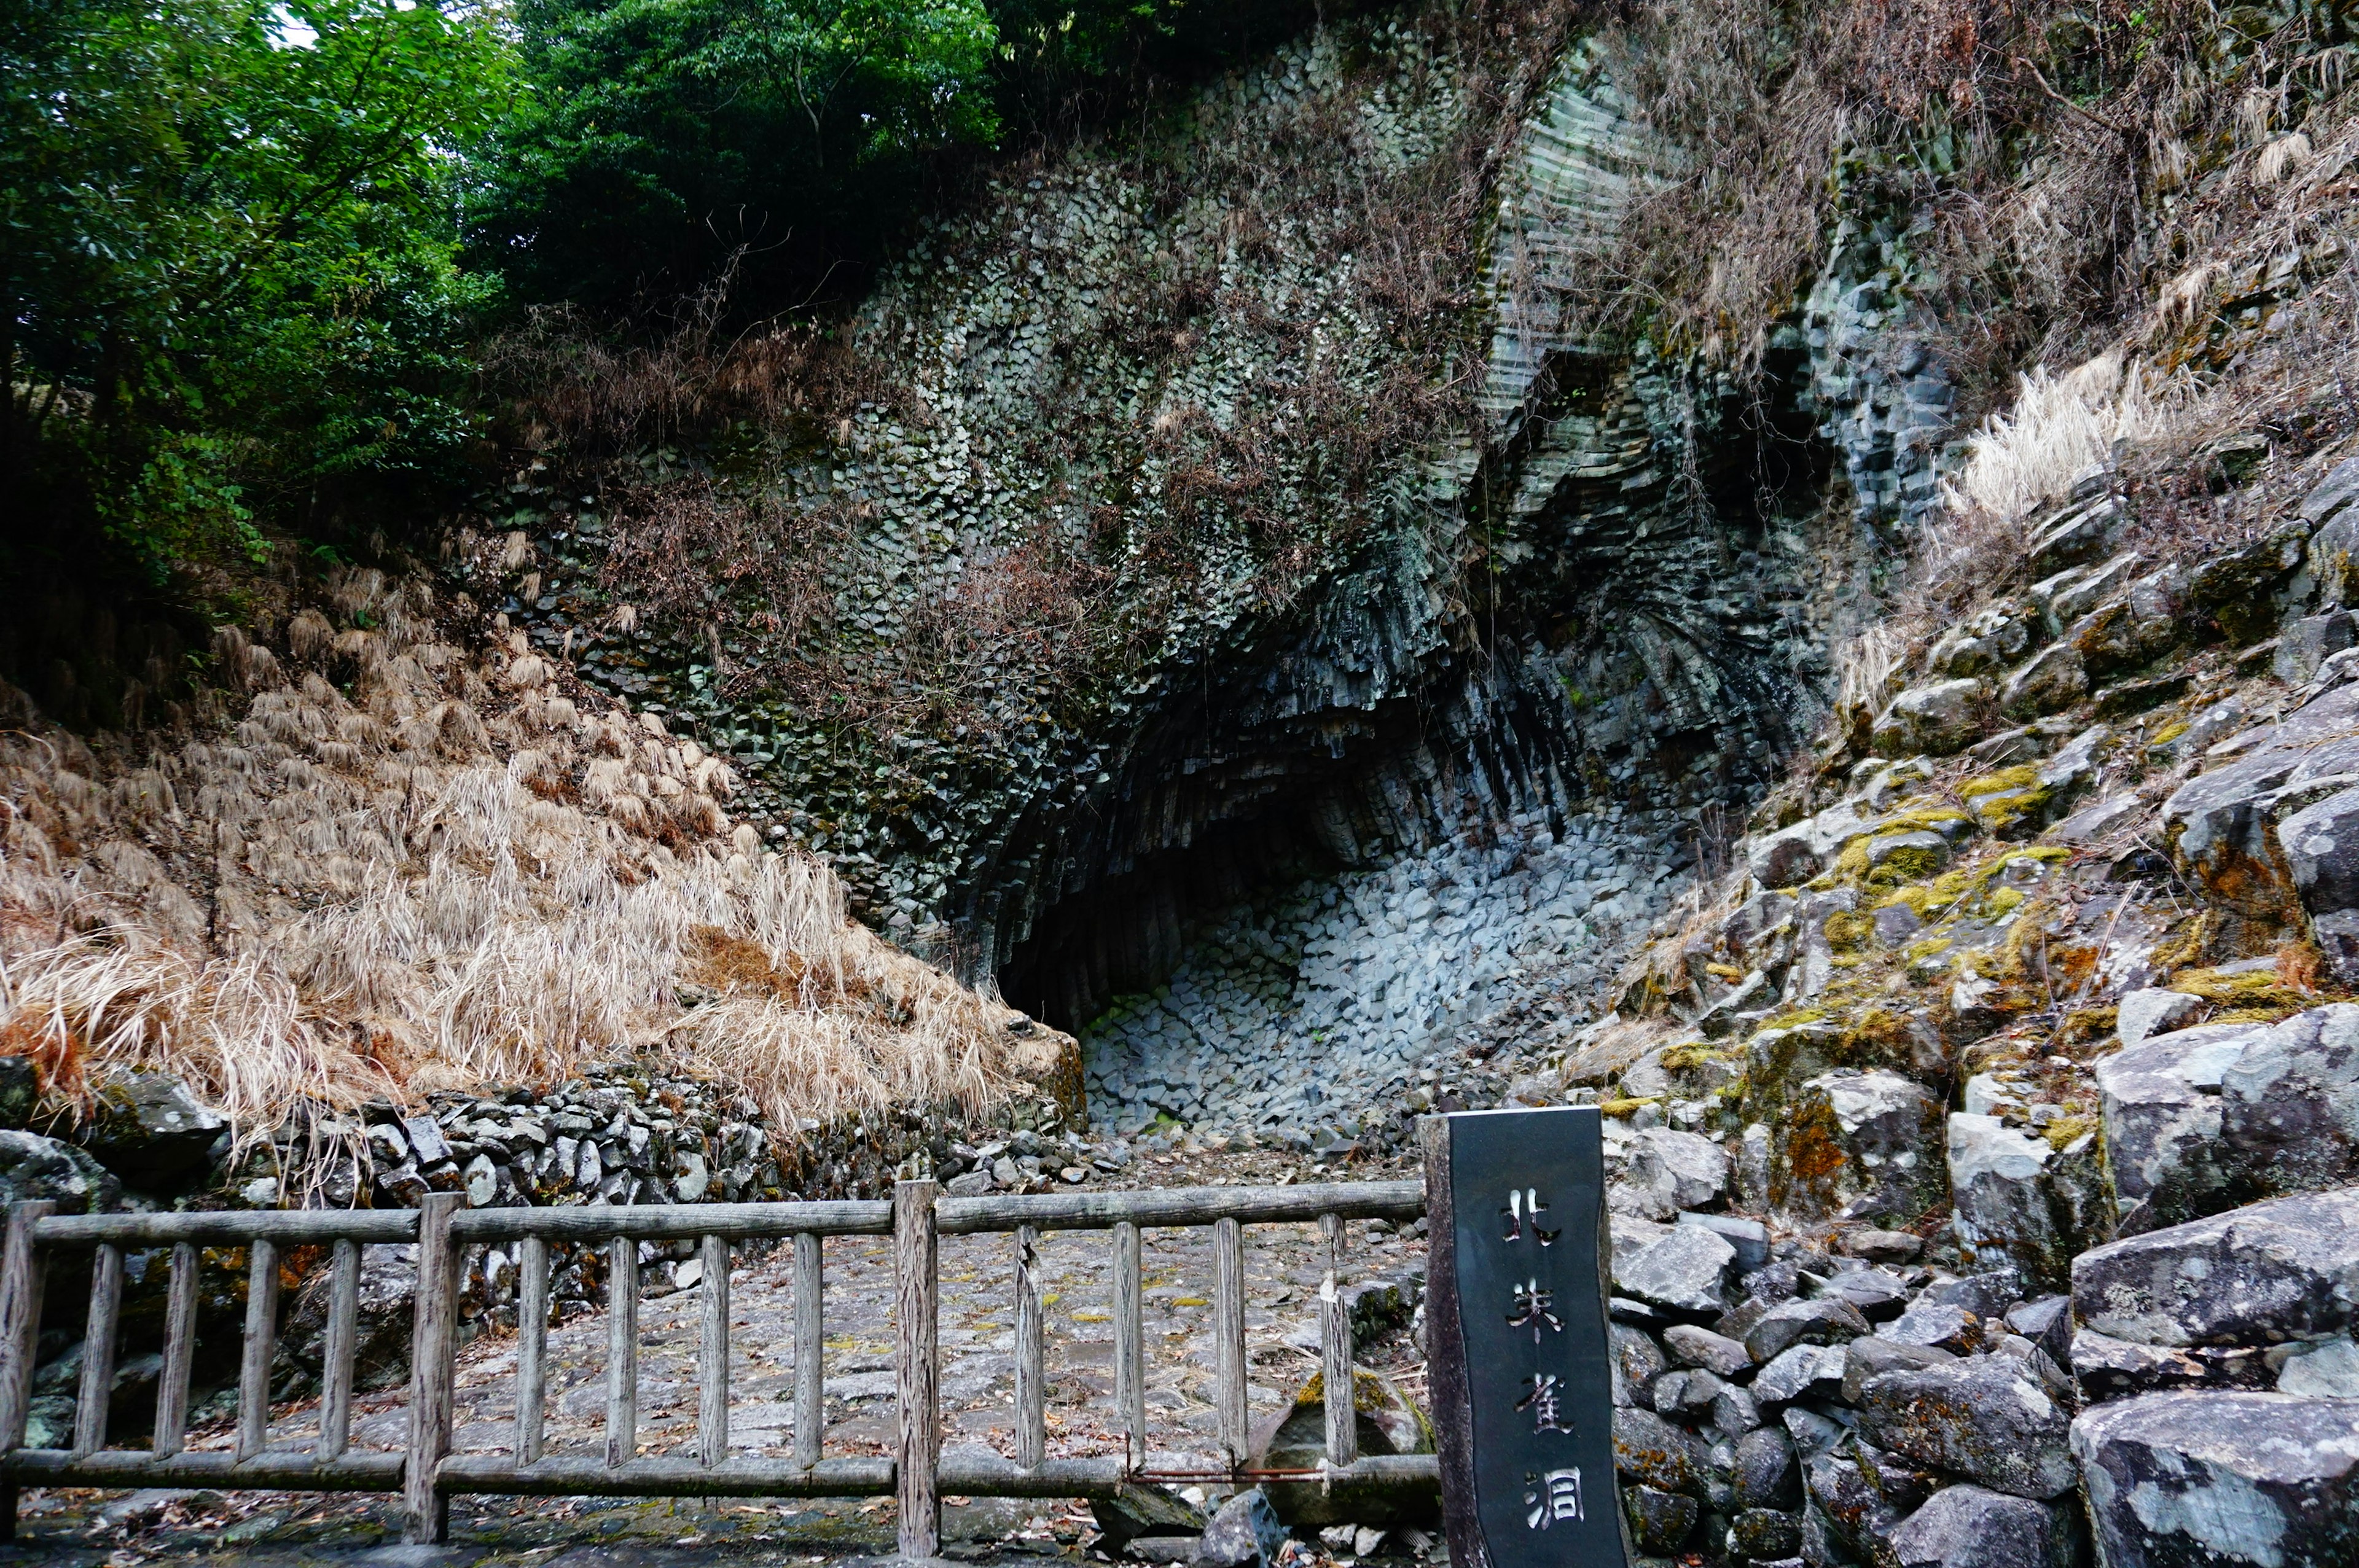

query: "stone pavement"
xmin=2 ymin=1149 xmax=1427 ymax=1564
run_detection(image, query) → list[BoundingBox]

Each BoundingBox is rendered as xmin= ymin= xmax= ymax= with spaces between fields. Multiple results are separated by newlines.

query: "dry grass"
xmin=0 ymin=568 xmax=1057 ymax=1142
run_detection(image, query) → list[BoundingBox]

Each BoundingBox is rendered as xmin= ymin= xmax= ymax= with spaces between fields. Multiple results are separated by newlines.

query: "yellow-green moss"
xmin=1824 ymin=910 xmax=1877 ymax=950
xmin=1960 ymin=765 xmax=2043 ymax=800
xmin=1987 ymin=886 xmax=2027 ymax=915
xmin=2151 ymin=720 xmax=2191 ymax=746
xmin=1661 ymin=1039 xmax=1732 ymax=1072
xmin=1596 ymin=1096 xmax=1666 ymax=1118
xmin=2043 ymin=1114 xmax=2095 ymax=1152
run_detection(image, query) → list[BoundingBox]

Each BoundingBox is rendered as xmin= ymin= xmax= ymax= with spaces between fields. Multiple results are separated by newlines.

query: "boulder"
xmin=1844 ymin=1336 xmax=1956 ymax=1404
xmin=1753 ymin=1343 xmax=1847 ymax=1405
xmin=2279 ymin=1336 xmax=2359 ymax=1397
xmin=1887 ymin=1483 xmax=2079 ymax=1568
xmin=2095 ymin=1023 xmax=2267 ymax=1235
xmin=2114 ymin=988 xmax=2204 ymax=1048
xmin=2073 ymin=1392 xmax=2359 ymax=1568
xmin=2275 ymin=610 xmax=2358 ymax=684
xmin=76 ymin=1072 xmax=225 ymax=1189
xmin=2220 ymin=1004 xmax=2359 ymax=1200
xmin=2069 ymin=1327 xmax=2269 ymax=1400
xmin=1665 ymin=1324 xmax=1754 ymax=1378
xmin=2070 ymin=571 xmax=2188 ymax=681
xmin=1613 ymin=1320 xmax=1670 ymax=1407
xmin=1946 ymin=1113 xmax=2105 ymax=1289
xmin=2191 ymin=526 xmax=2306 ymax=644
xmin=2280 ymin=791 xmax=2359 ymax=985
xmin=1746 ymin=1298 xmax=1872 ymax=1364
xmin=1873 ymin=679 xmax=1989 ymax=758
xmin=1805 ymin=1447 xmax=1904 ymax=1566
xmin=1618 ymin=1223 xmax=1738 ymax=1314
xmin=1774 ymin=1070 xmax=1946 ymax=1224
xmin=283 ymin=1242 xmax=420 ymax=1391
xmin=1922 ymin=1268 xmax=2027 ymax=1320
xmin=1251 ymin=1369 xmax=1436 ymax=1525
xmin=1748 ymin=802 xmax=1877 ymax=890
xmin=1728 ymin=1506 xmax=1804 ymax=1561
xmin=1093 ymin=1486 xmax=1207 ymax=1551
xmin=2161 ymin=682 xmax=2359 ymax=916
xmin=1613 ymin=1128 xmax=1731 ymax=1220
xmin=1732 ymin=1426 xmax=1802 ymax=1511
xmin=1926 ymin=604 xmax=2042 ymax=679
xmin=1614 ymin=1406 xmax=1712 ymax=1499
xmin=1198 ymin=1488 xmax=1287 ymax=1568
xmin=1856 ymin=1356 xmax=2078 ymax=1500
xmin=0 ymin=1129 xmax=121 ymax=1212
xmin=2027 ymin=495 xmax=2124 ymax=577
xmin=2001 ymin=644 xmax=2089 ymax=719
xmin=2071 ymin=1187 xmax=2359 ymax=1348
xmin=1879 ymin=1301 xmax=1988 ymax=1355
xmin=1623 ymin=1484 xmax=1699 ymax=1555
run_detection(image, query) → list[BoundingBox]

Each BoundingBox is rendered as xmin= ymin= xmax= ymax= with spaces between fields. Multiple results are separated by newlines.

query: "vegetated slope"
xmin=0 ymin=567 xmax=1073 ymax=1136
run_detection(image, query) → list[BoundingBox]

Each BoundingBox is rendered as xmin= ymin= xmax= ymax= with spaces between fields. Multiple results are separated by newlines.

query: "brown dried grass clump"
xmin=0 ymin=568 xmax=1061 ymax=1139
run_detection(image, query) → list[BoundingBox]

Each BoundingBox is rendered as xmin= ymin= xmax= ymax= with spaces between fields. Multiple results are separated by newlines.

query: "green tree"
xmin=2 ymin=0 xmax=514 ymax=579
xmin=480 ymin=0 xmax=1000 ymax=306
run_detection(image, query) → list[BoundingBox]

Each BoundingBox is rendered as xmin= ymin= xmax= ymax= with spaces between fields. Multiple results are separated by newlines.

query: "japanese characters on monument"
xmin=1426 ymin=1107 xmax=1630 ymax=1568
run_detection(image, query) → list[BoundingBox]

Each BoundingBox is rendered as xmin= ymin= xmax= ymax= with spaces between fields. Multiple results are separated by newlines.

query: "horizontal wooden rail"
xmin=935 ymin=1179 xmax=1425 ymax=1234
xmin=435 ymin=1453 xmax=894 ymax=1497
xmin=35 ymin=1209 xmax=419 ymax=1247
xmin=4 ymin=1448 xmax=405 ymax=1489
xmin=450 ymin=1198 xmax=891 ymax=1243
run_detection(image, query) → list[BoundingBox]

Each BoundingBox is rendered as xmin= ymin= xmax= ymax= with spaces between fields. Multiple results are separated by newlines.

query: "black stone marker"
xmin=1423 ymin=1107 xmax=1631 ymax=1568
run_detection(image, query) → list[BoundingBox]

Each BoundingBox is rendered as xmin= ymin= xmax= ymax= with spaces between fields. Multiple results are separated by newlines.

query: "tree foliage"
xmin=3 ymin=0 xmax=513 ymax=580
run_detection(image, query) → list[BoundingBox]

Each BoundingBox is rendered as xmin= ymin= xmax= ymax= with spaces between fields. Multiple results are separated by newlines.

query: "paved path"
xmin=3 ymin=1148 xmax=1427 ymax=1564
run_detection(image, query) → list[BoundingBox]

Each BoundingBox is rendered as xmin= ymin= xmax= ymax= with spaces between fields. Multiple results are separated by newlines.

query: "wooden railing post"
xmin=1320 ymin=1212 xmax=1357 ymax=1469
xmin=72 ymin=1242 xmax=123 ymax=1456
xmin=1113 ymin=1220 xmax=1145 ymax=1473
xmin=0 ymin=1200 xmax=55 ymax=1542
xmin=894 ymin=1177 xmax=940 ymax=1559
xmin=152 ymin=1241 xmax=198 ymax=1459
xmin=1213 ymin=1216 xmax=1246 ymax=1470
xmin=403 ymin=1193 xmax=462 ymax=1544
xmin=320 ymin=1238 xmax=360 ymax=1461
xmin=606 ymin=1235 xmax=639 ymax=1467
xmin=514 ymin=1235 xmax=548 ymax=1465
xmin=1014 ymin=1223 xmax=1044 ymax=1470
xmin=697 ymin=1234 xmax=730 ymax=1469
xmin=792 ymin=1231 xmax=823 ymax=1471
xmin=237 ymin=1238 xmax=280 ymax=1461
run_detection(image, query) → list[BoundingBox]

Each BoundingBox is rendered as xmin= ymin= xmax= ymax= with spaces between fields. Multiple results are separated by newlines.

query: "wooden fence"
xmin=0 ymin=1176 xmax=1436 ymax=1554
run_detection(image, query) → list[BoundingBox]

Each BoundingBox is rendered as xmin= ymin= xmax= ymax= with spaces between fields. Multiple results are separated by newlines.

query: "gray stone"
xmin=2096 ymin=1023 xmax=2267 ymax=1235
xmin=2220 ymin=1005 xmax=2359 ymax=1201
xmin=1857 ymin=1355 xmax=2078 ymax=1500
xmin=2070 ymin=1326 xmax=2269 ymax=1400
xmin=2072 ymin=1187 xmax=2359 ymax=1348
xmin=1746 ymin=1297 xmax=1872 ymax=1364
xmin=1784 ymin=1406 xmax=1844 ymax=1456
xmin=1665 ymin=1324 xmax=1754 ymax=1377
xmin=2005 ymin=1297 xmax=2074 ymax=1366
xmin=1729 ymin=1506 xmax=1804 ymax=1561
xmin=1253 ymin=1370 xmax=1435 ymax=1524
xmin=1614 ymin=1406 xmax=1712 ymax=1498
xmin=1873 ymin=679 xmax=1989 ymax=757
xmin=76 ymin=1072 xmax=225 ymax=1189
xmin=1753 ymin=1343 xmax=1847 ymax=1405
xmin=1842 ymin=1228 xmax=1924 ymax=1265
xmin=1922 ymin=1268 xmax=2027 ymax=1320
xmin=1887 ymin=1484 xmax=2078 ymax=1568
xmin=1613 ymin=1128 xmax=1731 ymax=1220
xmin=284 ymin=1242 xmax=419 ymax=1391
xmin=2282 ymin=794 xmax=2359 ymax=985
xmin=2279 ymin=1336 xmax=2359 ymax=1397
xmin=2073 ymin=1392 xmax=2359 ymax=1568
xmin=2116 ymin=988 xmax=2204 ymax=1048
xmin=2277 ymin=610 xmax=2358 ymax=684
xmin=1732 ymin=1426 xmax=1802 ymax=1511
xmin=1712 ymin=1382 xmax=1764 ymax=1438
xmin=1614 ymin=1320 xmax=1670 ymax=1407
xmin=1680 ymin=1212 xmax=1772 ymax=1274
xmin=1946 ymin=1113 xmax=2103 ymax=1288
xmin=1092 ymin=1484 xmax=1207 ymax=1550
xmin=1197 ymin=1488 xmax=1286 ymax=1568
xmin=2162 ymin=682 xmax=2359 ymax=915
xmin=0 ymin=1129 xmax=120 ymax=1212
xmin=1778 ymin=1069 xmax=1946 ymax=1223
xmin=1844 ymin=1336 xmax=1956 ymax=1404
xmin=1880 ymin=1301 xmax=1989 ymax=1354
xmin=1806 ymin=1447 xmax=1903 ymax=1566
xmin=2028 ymin=496 xmax=2124 ymax=576
xmin=1624 ymin=1484 xmax=1699 ymax=1555
xmin=2001 ymin=644 xmax=2089 ymax=718
xmin=1618 ymin=1222 xmax=1739 ymax=1313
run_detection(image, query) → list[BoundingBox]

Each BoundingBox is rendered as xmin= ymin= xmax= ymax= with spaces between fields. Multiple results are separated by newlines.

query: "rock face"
xmin=1618 ymin=1223 xmax=1739 ymax=1313
xmin=2220 ymin=1006 xmax=2359 ymax=1201
xmin=2095 ymin=1023 xmax=2266 ymax=1235
xmin=2073 ymin=1393 xmax=2359 ymax=1567
xmin=1947 ymin=1113 xmax=2103 ymax=1288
